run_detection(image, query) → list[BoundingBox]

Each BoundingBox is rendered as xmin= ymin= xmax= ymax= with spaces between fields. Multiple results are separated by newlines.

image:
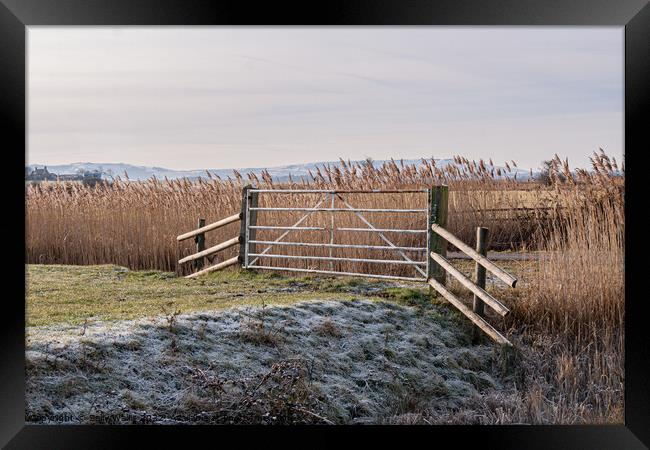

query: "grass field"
xmin=27 ymin=260 xmax=531 ymax=326
xmin=26 ymin=265 xmax=355 ymax=326
xmin=26 ymin=263 xmax=529 ymax=424
xmin=27 ymin=258 xmax=620 ymax=425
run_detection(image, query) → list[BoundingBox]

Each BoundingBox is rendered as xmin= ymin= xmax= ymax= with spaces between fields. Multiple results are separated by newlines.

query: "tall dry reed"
xmin=498 ymin=150 xmax=625 ymax=423
xmin=26 ymin=155 xmax=565 ymax=275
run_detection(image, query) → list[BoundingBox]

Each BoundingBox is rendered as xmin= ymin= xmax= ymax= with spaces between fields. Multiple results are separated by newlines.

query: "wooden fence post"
xmin=194 ymin=218 xmax=206 ymax=271
xmin=428 ymin=185 xmax=449 ymax=294
xmin=239 ymin=185 xmax=251 ymax=267
xmin=248 ymin=189 xmax=259 ymax=263
xmin=473 ymin=227 xmax=489 ymax=316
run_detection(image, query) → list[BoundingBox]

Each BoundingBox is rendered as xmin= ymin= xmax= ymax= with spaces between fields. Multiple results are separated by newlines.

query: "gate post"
xmin=428 ymin=185 xmax=449 ymax=294
xmin=473 ymin=227 xmax=488 ymax=316
xmin=238 ymin=184 xmax=258 ymax=269
xmin=239 ymin=184 xmax=252 ymax=267
xmin=248 ymin=188 xmax=259 ymax=264
xmin=194 ymin=218 xmax=206 ymax=271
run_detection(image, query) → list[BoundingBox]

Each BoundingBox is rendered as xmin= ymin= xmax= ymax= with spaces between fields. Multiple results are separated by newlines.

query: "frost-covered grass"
xmin=26 ymin=298 xmax=509 ymax=424
xmin=33 ymin=261 xmax=619 ymax=425
xmin=26 ymin=264 xmax=523 ymax=424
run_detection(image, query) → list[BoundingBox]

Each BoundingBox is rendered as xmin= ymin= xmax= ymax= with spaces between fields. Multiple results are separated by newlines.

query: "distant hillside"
xmin=27 ymin=159 xmax=534 ymax=182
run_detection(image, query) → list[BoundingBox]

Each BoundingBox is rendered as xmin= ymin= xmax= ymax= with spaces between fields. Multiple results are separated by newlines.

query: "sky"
xmin=28 ymin=27 xmax=623 ymax=171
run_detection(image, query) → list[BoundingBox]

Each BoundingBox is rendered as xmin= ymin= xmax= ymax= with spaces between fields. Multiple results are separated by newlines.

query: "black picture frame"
xmin=2 ymin=0 xmax=648 ymax=447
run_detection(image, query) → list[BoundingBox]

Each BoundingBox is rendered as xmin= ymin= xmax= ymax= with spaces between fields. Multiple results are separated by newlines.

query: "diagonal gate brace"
xmin=247 ymin=195 xmax=328 ymax=266
xmin=335 ymin=193 xmax=427 ymax=278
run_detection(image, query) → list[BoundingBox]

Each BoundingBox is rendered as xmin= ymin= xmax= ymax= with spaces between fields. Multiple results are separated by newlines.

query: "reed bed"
xmin=496 ymin=151 xmax=625 ymax=423
xmin=26 ymin=154 xmax=569 ymax=274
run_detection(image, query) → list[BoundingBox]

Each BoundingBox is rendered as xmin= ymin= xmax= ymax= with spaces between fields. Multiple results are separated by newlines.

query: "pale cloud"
xmin=28 ymin=27 xmax=623 ymax=170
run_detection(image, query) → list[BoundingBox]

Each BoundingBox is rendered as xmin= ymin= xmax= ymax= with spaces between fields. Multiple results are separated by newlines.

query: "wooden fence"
xmin=176 ymin=184 xmax=518 ymax=345
xmin=176 ymin=212 xmax=242 ymax=279
xmin=428 ymin=222 xmax=517 ymax=346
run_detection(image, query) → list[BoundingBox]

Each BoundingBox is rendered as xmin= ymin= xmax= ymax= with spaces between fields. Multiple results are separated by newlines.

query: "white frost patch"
xmin=26 ymin=299 xmax=500 ymax=424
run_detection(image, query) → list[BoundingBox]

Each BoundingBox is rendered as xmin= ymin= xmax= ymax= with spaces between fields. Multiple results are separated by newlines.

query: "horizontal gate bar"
xmin=335 ymin=193 xmax=428 ymax=278
xmin=178 ymin=236 xmax=240 ymax=265
xmin=248 ymin=195 xmax=328 ymax=267
xmin=430 ymin=251 xmax=510 ymax=317
xmin=336 ymin=227 xmax=427 ymax=234
xmin=249 ymin=207 xmax=427 ymax=213
xmin=248 ymin=240 xmax=427 ymax=252
xmin=428 ymin=278 xmax=511 ymax=346
xmin=249 ymin=225 xmax=326 ymax=231
xmin=185 ymin=256 xmax=239 ymax=279
xmin=177 ymin=213 xmax=241 ymax=241
xmin=431 ymin=223 xmax=518 ymax=288
xmin=248 ymin=265 xmax=427 ymax=282
xmin=248 ymin=253 xmax=427 ymax=265
xmin=249 ymin=189 xmax=429 ymax=194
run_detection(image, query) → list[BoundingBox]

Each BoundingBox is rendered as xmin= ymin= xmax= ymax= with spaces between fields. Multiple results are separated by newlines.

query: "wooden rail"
xmin=428 ymin=223 xmax=517 ymax=345
xmin=431 ymin=223 xmax=518 ymax=288
xmin=427 ymin=278 xmax=511 ymax=346
xmin=178 ymin=236 xmax=241 ymax=264
xmin=177 ymin=211 xmax=243 ymax=278
xmin=176 ymin=213 xmax=241 ymax=242
xmin=185 ymin=256 xmax=239 ymax=279
xmin=429 ymin=251 xmax=509 ymax=317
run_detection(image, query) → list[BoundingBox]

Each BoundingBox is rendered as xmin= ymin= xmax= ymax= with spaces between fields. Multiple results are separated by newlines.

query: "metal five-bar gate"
xmin=177 ymin=185 xmax=518 ymax=345
xmin=242 ymin=188 xmax=434 ymax=282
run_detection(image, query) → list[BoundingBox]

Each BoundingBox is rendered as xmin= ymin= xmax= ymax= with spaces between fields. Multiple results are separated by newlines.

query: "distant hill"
xmin=26 ymin=159 xmax=534 ymax=182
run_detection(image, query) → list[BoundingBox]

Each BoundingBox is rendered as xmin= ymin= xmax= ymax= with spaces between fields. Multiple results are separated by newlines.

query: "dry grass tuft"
xmin=312 ymin=317 xmax=342 ymax=338
xmin=238 ymin=304 xmax=283 ymax=347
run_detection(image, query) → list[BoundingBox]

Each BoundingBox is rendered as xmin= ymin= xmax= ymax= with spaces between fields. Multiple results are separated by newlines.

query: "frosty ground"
xmin=26 ymin=264 xmax=529 ymax=424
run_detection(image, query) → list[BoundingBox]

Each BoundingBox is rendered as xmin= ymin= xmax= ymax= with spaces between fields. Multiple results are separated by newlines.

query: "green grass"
xmin=26 ymin=265 xmax=429 ymax=326
xmin=26 ymin=258 xmax=535 ymax=327
xmin=380 ymin=287 xmax=429 ymax=305
xmin=26 ymin=265 xmax=360 ymax=326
